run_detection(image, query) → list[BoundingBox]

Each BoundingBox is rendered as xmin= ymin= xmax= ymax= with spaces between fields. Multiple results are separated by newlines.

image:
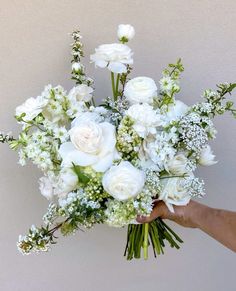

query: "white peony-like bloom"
xmin=165 ymin=153 xmax=188 ymax=175
xmin=54 ymin=168 xmax=78 ymax=197
xmin=59 ymin=120 xmax=119 ymax=172
xmin=102 ymin=161 xmax=145 ymax=201
xmin=90 ymin=43 xmax=133 ymax=73
xmin=163 ymin=100 xmax=188 ymax=124
xmin=124 ymin=77 xmax=157 ymax=104
xmin=39 ymin=177 xmax=54 ymax=200
xmin=159 ymin=178 xmax=191 ymax=212
xmin=198 ymin=145 xmax=217 ymax=166
xmin=16 ymin=96 xmax=48 ymax=122
xmin=117 ymin=24 xmax=135 ymax=41
xmin=68 ymin=84 xmax=93 ymax=102
xmin=126 ymin=103 xmax=163 ymax=138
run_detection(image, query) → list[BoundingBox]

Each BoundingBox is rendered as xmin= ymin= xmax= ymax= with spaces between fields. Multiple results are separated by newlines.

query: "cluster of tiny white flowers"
xmin=17 ymin=225 xmax=51 ymax=255
xmin=180 ymin=176 xmax=205 ymax=197
xmin=179 ymin=113 xmax=208 ymax=153
xmin=43 ymin=203 xmax=58 ymax=225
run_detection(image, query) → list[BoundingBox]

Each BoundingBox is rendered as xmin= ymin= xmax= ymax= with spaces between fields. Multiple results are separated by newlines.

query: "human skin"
xmin=136 ymin=200 xmax=236 ymax=252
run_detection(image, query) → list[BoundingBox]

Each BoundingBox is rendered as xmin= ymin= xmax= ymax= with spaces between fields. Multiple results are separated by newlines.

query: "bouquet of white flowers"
xmin=1 ymin=24 xmax=235 ymax=260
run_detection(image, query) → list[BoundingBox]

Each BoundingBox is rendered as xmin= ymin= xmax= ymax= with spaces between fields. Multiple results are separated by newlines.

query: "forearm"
xmin=191 ymin=202 xmax=236 ymax=252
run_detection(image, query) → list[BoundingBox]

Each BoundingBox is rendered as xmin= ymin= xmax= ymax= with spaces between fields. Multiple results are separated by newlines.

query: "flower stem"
xmin=111 ymin=72 xmax=116 ymax=101
xmin=115 ymin=73 xmax=120 ymax=98
xmin=143 ymin=223 xmax=149 ymax=260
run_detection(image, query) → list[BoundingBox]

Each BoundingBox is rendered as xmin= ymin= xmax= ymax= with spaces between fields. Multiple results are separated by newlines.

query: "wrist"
xmin=189 ymin=200 xmax=210 ymax=229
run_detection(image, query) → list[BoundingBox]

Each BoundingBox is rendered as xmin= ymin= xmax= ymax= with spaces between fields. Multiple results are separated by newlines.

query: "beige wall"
xmin=0 ymin=1 xmax=236 ymax=290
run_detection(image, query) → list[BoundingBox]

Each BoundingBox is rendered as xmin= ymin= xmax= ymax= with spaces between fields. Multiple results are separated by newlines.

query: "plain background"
xmin=0 ymin=1 xmax=235 ymax=290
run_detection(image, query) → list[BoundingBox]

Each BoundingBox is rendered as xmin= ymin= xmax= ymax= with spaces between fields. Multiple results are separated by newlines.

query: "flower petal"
xmin=92 ymin=152 xmax=115 ymax=172
xmin=108 ymin=62 xmax=127 ymax=73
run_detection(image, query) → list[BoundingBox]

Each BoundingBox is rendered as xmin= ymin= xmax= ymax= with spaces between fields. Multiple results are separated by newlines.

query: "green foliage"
xmin=72 ymin=163 xmax=90 ymax=185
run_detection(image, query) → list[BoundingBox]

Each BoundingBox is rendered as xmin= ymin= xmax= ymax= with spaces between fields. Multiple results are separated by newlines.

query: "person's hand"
xmin=136 ymin=200 xmax=202 ymax=228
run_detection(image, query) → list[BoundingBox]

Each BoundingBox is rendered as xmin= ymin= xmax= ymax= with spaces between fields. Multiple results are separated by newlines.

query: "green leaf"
xmin=72 ymin=163 xmax=90 ymax=185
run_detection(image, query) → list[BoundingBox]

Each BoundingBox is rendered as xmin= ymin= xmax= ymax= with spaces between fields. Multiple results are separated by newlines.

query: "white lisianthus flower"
xmin=16 ymin=96 xmax=48 ymax=121
xmin=117 ymin=24 xmax=135 ymax=41
xmin=39 ymin=177 xmax=54 ymax=200
xmin=59 ymin=120 xmax=119 ymax=172
xmin=198 ymin=145 xmax=217 ymax=166
xmin=165 ymin=153 xmax=188 ymax=175
xmin=102 ymin=161 xmax=145 ymax=201
xmin=159 ymin=177 xmax=191 ymax=212
xmin=163 ymin=100 xmax=188 ymax=124
xmin=90 ymin=43 xmax=133 ymax=73
xmin=54 ymin=168 xmax=78 ymax=197
xmin=124 ymin=77 xmax=157 ymax=104
xmin=68 ymin=84 xmax=93 ymax=103
xmin=126 ymin=103 xmax=163 ymax=138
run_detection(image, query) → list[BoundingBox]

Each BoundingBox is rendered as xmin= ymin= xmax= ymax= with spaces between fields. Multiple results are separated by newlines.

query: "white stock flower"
xmin=68 ymin=84 xmax=93 ymax=102
xmin=165 ymin=153 xmax=188 ymax=175
xmin=117 ymin=24 xmax=135 ymax=41
xmin=124 ymin=77 xmax=157 ymax=104
xmin=159 ymin=177 xmax=191 ymax=212
xmin=59 ymin=120 xmax=118 ymax=172
xmin=102 ymin=161 xmax=145 ymax=201
xmin=90 ymin=43 xmax=133 ymax=73
xmin=39 ymin=177 xmax=54 ymax=200
xmin=163 ymin=100 xmax=188 ymax=124
xmin=126 ymin=103 xmax=162 ymax=138
xmin=198 ymin=145 xmax=217 ymax=166
xmin=72 ymin=62 xmax=82 ymax=72
xmin=16 ymin=96 xmax=48 ymax=121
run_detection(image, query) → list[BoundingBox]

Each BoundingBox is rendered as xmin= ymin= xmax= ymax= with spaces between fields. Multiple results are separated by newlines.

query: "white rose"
xmin=126 ymin=103 xmax=163 ymax=138
xmin=54 ymin=168 xmax=78 ymax=197
xmin=165 ymin=153 xmax=188 ymax=175
xmin=16 ymin=96 xmax=48 ymax=122
xmin=59 ymin=120 xmax=119 ymax=172
xmin=124 ymin=77 xmax=157 ymax=104
xmin=39 ymin=177 xmax=54 ymax=200
xmin=90 ymin=43 xmax=133 ymax=73
xmin=198 ymin=145 xmax=217 ymax=166
xmin=102 ymin=161 xmax=145 ymax=201
xmin=117 ymin=24 xmax=135 ymax=41
xmin=68 ymin=84 xmax=93 ymax=102
xmin=163 ymin=100 xmax=188 ymax=124
xmin=159 ymin=178 xmax=191 ymax=212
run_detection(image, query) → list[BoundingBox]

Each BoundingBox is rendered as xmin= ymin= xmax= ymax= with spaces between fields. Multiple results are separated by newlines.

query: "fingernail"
xmin=136 ymin=215 xmax=146 ymax=223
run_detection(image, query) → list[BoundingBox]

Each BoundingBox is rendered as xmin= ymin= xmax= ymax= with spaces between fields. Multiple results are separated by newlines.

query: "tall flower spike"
xmin=70 ymin=30 xmax=94 ymax=87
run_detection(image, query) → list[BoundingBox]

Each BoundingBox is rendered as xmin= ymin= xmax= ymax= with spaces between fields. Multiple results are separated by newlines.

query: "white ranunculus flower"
xmin=117 ymin=24 xmax=135 ymax=41
xmin=159 ymin=178 xmax=191 ymax=212
xmin=90 ymin=43 xmax=133 ymax=73
xmin=54 ymin=168 xmax=78 ymax=197
xmin=59 ymin=120 xmax=118 ymax=172
xmin=16 ymin=96 xmax=48 ymax=122
xmin=164 ymin=100 xmax=188 ymax=124
xmin=124 ymin=77 xmax=157 ymax=104
xmin=198 ymin=145 xmax=217 ymax=166
xmin=102 ymin=161 xmax=145 ymax=201
xmin=68 ymin=84 xmax=93 ymax=102
xmin=165 ymin=153 xmax=188 ymax=175
xmin=126 ymin=103 xmax=163 ymax=138
xmin=39 ymin=177 xmax=54 ymax=200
